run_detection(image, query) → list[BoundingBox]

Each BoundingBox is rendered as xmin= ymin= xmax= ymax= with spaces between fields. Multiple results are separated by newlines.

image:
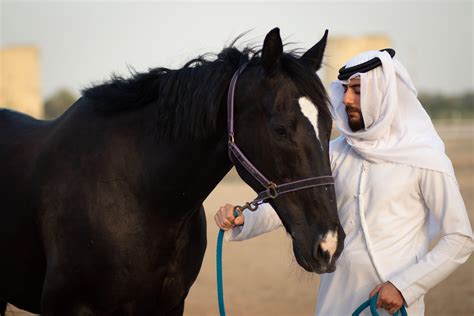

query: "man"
xmin=214 ymin=49 xmax=473 ymax=315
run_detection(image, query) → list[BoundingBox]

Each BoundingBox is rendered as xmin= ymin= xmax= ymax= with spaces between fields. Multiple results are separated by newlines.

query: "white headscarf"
xmin=330 ymin=50 xmax=455 ymax=177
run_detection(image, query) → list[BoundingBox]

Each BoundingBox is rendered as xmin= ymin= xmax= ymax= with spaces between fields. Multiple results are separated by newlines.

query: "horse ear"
xmin=301 ymin=29 xmax=328 ymax=71
xmin=262 ymin=27 xmax=283 ymax=75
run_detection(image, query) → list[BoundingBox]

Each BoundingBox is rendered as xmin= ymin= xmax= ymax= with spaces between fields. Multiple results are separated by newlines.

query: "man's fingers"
xmin=234 ymin=214 xmax=244 ymax=225
xmin=226 ymin=213 xmax=235 ymax=224
xmin=214 ymin=204 xmax=239 ymax=230
xmin=369 ymin=284 xmax=382 ymax=298
xmin=234 ymin=215 xmax=243 ymax=225
xmin=371 ymin=282 xmax=404 ymax=312
xmin=379 ymin=297 xmax=400 ymax=312
xmin=388 ymin=301 xmax=403 ymax=314
xmin=377 ymin=293 xmax=390 ymax=310
xmin=376 ymin=291 xmax=389 ymax=309
xmin=225 ymin=204 xmax=236 ymax=222
xmin=215 ymin=204 xmax=244 ymax=229
xmin=223 ymin=218 xmax=233 ymax=228
xmin=214 ymin=214 xmax=227 ymax=230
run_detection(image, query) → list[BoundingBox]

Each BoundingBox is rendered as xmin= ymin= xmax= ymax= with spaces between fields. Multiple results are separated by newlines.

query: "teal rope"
xmin=216 ymin=210 xmax=239 ymax=316
xmin=216 ymin=229 xmax=226 ymax=316
xmin=352 ymin=293 xmax=408 ymax=316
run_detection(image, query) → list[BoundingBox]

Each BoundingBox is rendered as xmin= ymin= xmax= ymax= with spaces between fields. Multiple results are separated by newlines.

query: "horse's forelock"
xmin=280 ymin=55 xmax=331 ymax=124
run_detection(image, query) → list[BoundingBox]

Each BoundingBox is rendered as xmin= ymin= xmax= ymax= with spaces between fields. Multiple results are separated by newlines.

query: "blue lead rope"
xmin=216 ymin=228 xmax=227 ymax=316
xmin=352 ymin=293 xmax=408 ymax=316
xmin=216 ymin=210 xmax=240 ymax=316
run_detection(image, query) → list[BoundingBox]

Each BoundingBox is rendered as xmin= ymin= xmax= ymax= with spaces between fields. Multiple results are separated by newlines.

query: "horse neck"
xmin=162 ymin=133 xmax=232 ymax=211
xmin=138 ymin=88 xmax=233 ymax=216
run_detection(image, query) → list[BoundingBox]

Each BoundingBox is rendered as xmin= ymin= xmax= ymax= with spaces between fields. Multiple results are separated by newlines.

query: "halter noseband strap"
xmin=253 ymin=176 xmax=335 ymax=204
xmin=227 ymin=62 xmax=335 ymax=209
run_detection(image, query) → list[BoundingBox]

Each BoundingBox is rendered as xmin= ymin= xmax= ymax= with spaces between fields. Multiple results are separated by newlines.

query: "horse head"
xmin=232 ymin=28 xmax=345 ymax=273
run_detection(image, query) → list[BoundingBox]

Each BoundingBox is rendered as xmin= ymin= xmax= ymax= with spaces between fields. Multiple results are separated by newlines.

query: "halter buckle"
xmin=228 ymin=134 xmax=235 ymax=144
xmin=266 ymin=182 xmax=278 ymax=199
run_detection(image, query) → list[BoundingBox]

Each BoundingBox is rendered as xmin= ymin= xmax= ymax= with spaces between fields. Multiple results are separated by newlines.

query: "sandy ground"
xmin=5 ymin=122 xmax=474 ymax=316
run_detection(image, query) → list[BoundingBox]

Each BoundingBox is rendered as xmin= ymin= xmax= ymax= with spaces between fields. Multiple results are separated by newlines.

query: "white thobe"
xmin=225 ymin=137 xmax=473 ymax=315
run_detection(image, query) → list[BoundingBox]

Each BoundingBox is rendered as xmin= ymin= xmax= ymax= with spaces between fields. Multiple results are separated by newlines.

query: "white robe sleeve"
xmin=224 ymin=203 xmax=283 ymax=241
xmin=389 ymin=170 xmax=474 ymax=306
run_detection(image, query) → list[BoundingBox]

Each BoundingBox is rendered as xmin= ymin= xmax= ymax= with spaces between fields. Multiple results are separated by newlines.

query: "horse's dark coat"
xmin=0 ymin=28 xmax=344 ymax=315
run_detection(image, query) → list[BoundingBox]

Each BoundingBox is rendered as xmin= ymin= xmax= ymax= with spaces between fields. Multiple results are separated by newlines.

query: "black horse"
xmin=0 ymin=28 xmax=344 ymax=315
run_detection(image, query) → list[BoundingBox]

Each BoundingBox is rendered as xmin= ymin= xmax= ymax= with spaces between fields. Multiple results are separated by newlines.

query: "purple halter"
xmin=227 ymin=62 xmax=335 ymax=212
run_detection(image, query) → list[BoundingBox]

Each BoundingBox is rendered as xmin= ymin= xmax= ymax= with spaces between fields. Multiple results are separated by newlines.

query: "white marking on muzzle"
xmin=298 ymin=96 xmax=320 ymax=142
xmin=320 ymin=230 xmax=338 ymax=262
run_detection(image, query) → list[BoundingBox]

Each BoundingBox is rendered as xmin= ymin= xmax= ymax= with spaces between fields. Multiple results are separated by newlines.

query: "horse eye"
xmin=272 ymin=125 xmax=288 ymax=138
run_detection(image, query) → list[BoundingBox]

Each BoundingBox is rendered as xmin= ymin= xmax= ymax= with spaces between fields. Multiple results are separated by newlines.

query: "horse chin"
xmin=294 ymin=254 xmax=334 ymax=274
xmin=293 ymin=245 xmax=336 ymax=274
xmin=325 ymin=262 xmax=337 ymax=273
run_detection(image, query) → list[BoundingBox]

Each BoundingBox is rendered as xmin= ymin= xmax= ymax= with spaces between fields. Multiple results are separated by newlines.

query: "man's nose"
xmin=343 ymin=90 xmax=354 ymax=106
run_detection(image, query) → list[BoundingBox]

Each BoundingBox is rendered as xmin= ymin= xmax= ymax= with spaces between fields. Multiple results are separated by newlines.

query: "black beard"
xmin=346 ymin=108 xmax=365 ymax=132
xmin=348 ymin=119 xmax=365 ymax=132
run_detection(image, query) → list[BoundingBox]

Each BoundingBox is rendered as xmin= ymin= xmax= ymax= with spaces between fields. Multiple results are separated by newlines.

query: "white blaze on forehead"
xmin=320 ymin=230 xmax=338 ymax=262
xmin=298 ymin=96 xmax=320 ymax=141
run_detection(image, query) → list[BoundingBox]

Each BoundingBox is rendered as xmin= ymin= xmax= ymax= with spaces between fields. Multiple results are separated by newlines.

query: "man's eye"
xmin=342 ymin=85 xmax=348 ymax=92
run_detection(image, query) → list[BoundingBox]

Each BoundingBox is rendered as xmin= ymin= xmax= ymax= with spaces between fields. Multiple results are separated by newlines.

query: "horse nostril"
xmin=313 ymin=240 xmax=325 ymax=260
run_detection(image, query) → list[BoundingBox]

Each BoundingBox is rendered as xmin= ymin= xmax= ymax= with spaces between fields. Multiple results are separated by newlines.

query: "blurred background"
xmin=1 ymin=0 xmax=472 ymax=315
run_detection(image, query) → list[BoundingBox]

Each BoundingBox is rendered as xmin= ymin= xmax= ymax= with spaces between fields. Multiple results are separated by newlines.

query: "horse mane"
xmin=82 ymin=41 xmax=330 ymax=141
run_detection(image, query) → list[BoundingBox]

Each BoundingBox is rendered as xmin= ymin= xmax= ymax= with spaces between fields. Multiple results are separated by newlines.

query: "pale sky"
xmin=1 ymin=0 xmax=473 ymax=98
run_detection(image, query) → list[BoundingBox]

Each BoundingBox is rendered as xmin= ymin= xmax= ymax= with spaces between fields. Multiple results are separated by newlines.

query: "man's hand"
xmin=214 ymin=204 xmax=245 ymax=230
xmin=369 ymin=282 xmax=405 ymax=314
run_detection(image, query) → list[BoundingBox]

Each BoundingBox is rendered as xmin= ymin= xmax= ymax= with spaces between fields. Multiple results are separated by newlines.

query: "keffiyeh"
xmin=330 ymin=50 xmax=455 ymax=178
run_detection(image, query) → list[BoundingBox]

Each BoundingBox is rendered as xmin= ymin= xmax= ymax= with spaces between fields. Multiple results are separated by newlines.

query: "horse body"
xmin=0 ymin=28 xmax=345 ymax=315
xmin=1 ymin=96 xmax=231 ymax=314
xmin=0 ymin=109 xmax=50 ymax=312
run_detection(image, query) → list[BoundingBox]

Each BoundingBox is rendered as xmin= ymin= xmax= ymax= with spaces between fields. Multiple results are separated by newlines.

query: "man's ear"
xmin=300 ymin=29 xmax=328 ymax=71
xmin=262 ymin=27 xmax=283 ymax=75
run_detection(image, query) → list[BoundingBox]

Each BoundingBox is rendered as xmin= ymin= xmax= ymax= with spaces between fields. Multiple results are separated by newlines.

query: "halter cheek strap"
xmin=227 ymin=62 xmax=335 ymax=210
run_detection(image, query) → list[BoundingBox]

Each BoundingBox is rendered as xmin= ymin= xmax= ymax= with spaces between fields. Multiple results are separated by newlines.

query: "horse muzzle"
xmin=292 ymin=228 xmax=344 ymax=274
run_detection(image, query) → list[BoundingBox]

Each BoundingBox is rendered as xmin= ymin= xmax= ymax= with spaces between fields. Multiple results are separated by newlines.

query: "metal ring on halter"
xmin=245 ymin=202 xmax=259 ymax=212
xmin=266 ymin=182 xmax=278 ymax=199
xmin=234 ymin=202 xmax=259 ymax=214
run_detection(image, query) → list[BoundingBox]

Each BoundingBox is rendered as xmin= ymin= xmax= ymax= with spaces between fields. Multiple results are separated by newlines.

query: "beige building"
xmin=0 ymin=46 xmax=43 ymax=118
xmin=323 ymin=35 xmax=391 ymax=89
